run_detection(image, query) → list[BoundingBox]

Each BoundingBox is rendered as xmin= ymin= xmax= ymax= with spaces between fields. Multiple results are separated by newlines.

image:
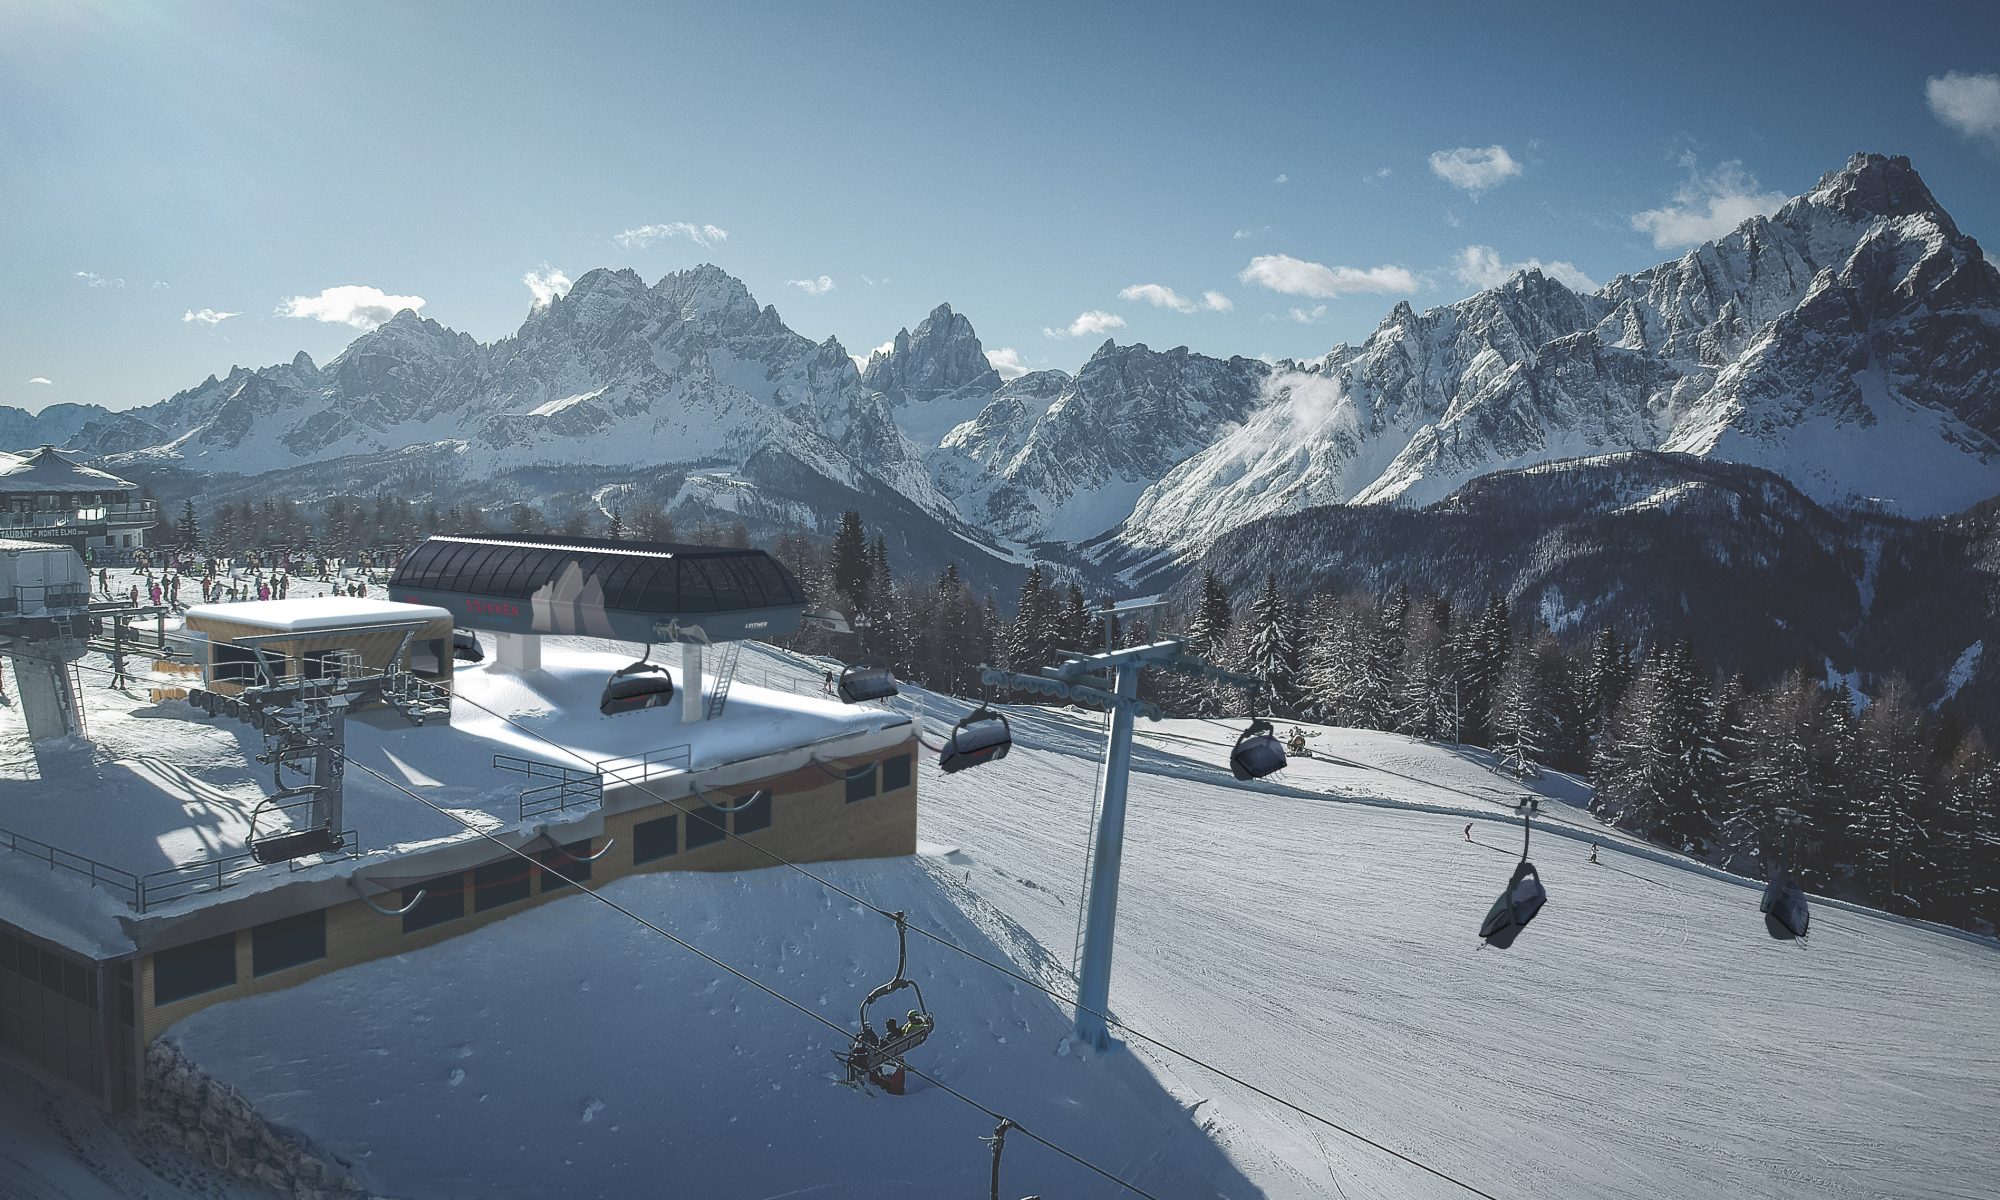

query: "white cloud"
xmin=615 ymin=222 xmax=729 ymax=250
xmin=1201 ymin=290 xmax=1233 ymax=312
xmin=1427 ymin=145 xmax=1522 ymax=194
xmin=74 ymin=270 xmax=125 ymax=288
xmin=276 ymin=284 xmax=426 ymax=330
xmin=1289 ymin=305 xmax=1328 ymax=324
xmin=181 ymin=307 xmax=240 ymax=325
xmin=1274 ymin=173 xmax=1289 ymax=184
xmin=1452 ymin=245 xmax=1601 ymax=293
xmin=1042 ymin=310 xmax=1127 ymax=339
xmin=26 ymin=377 xmax=52 ymax=385
xmin=152 ymin=280 xmax=170 ymax=290
xmin=522 ymin=266 xmax=572 ymax=310
xmin=1927 ymin=71 xmax=2000 ymax=142
xmin=1119 ymin=283 xmax=1197 ymax=313
xmin=1629 ymin=160 xmax=1787 ymax=249
xmin=1233 ymin=225 xmax=1270 ymax=240
xmin=785 ymin=275 xmax=836 ymax=296
xmin=986 ymin=347 xmax=1031 ymax=380
xmin=1238 ymin=254 xmax=1420 ymax=299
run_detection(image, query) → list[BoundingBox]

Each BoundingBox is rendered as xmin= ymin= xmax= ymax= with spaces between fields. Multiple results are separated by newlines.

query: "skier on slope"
xmin=1464 ymin=822 xmax=1474 ymax=842
xmin=1589 ymin=842 xmax=1600 ymax=864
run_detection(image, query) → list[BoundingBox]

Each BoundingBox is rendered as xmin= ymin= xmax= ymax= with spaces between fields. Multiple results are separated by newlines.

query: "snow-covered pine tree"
xmin=1392 ymin=596 xmax=1453 ymax=741
xmin=1849 ymin=680 xmax=1937 ymax=913
xmin=1244 ymin=574 xmax=1302 ymax=716
xmin=1296 ymin=591 xmax=1344 ymax=722
xmin=829 ymin=510 xmax=870 ymax=615
xmin=1456 ymin=595 xmax=1511 ymax=746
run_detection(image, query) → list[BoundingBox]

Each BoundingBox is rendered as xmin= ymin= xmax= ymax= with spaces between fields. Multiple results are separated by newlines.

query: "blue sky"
xmin=4 ymin=0 xmax=1997 ymax=413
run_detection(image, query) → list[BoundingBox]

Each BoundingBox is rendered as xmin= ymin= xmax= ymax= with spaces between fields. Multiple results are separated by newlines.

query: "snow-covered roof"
xmin=0 ymin=445 xmax=137 ymax=494
xmin=0 ymin=631 xmax=911 ymax=953
xmin=185 ymin=597 xmax=452 ymax=632
xmin=0 ymin=537 xmax=72 ymax=554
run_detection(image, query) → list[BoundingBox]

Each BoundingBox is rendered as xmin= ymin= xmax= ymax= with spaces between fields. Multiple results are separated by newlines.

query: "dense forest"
xmin=170 ymin=497 xmax=1999 ymax=936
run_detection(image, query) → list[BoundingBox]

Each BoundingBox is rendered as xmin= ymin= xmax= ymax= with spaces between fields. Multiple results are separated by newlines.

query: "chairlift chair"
xmin=843 ymin=913 xmax=936 ymax=1090
xmin=837 ymin=657 xmax=899 ymax=705
xmin=1479 ymin=860 xmax=1547 ymax=949
xmin=247 ymin=791 xmax=343 ymax=865
xmin=451 ymin=629 xmax=485 ymax=663
xmin=939 ymin=706 xmax=1012 ymax=774
xmin=1230 ymin=719 xmax=1288 ymax=781
xmin=600 ymin=650 xmax=674 ymax=717
xmin=1480 ymin=801 xmax=1548 ymax=948
xmin=1762 ymin=871 xmax=1810 ymax=940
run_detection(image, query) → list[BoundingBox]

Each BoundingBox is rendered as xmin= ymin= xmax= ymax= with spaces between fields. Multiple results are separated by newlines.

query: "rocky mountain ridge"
xmin=5 ymin=152 xmax=1995 ymax=593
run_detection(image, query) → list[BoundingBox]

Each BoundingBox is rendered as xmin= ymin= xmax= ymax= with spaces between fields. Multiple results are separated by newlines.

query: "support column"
xmin=1074 ymin=661 xmax=1139 ymax=1050
xmin=680 ymin=642 xmax=704 ymax=723
xmin=494 ymin=632 xmax=540 ymax=672
xmin=7 ymin=652 xmax=83 ymax=741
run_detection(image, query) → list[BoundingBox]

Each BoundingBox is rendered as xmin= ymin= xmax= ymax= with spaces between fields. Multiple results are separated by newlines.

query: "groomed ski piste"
xmin=4 ymin=621 xmax=1999 ymax=1198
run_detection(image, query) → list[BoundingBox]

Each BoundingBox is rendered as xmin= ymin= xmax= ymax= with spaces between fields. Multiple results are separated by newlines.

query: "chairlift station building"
xmin=0 ymin=535 xmax=918 ymax=1115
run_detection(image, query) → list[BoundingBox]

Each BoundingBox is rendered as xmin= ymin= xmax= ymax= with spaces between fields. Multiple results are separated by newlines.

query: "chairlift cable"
xmin=332 ymin=752 xmax=1168 ymax=1200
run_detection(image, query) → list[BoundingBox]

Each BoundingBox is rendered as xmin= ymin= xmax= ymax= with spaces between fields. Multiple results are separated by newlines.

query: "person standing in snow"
xmin=1589 ymin=843 xmax=1600 ymax=864
xmin=1464 ymin=823 xmax=1474 ymax=842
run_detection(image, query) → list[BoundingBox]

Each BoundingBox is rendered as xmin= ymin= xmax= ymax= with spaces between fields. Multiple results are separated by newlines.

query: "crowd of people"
xmin=93 ymin=547 xmax=403 ymax=613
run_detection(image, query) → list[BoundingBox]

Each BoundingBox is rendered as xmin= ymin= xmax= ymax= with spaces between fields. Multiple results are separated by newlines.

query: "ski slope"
xmin=13 ymin=641 xmax=1996 ymax=1198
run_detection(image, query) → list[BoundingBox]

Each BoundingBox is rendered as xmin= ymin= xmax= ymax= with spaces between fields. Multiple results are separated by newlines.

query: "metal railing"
xmin=0 ymin=826 xmax=141 ymax=907
xmin=135 ymin=833 xmax=359 ymax=910
xmin=0 ymin=822 xmax=358 ymax=912
xmin=0 ymin=500 xmax=158 ymax=533
xmin=601 ymin=742 xmax=692 ymax=790
xmin=493 ymin=753 xmax=605 ymax=819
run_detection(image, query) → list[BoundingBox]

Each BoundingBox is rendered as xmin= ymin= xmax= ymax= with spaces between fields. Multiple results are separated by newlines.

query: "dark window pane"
xmin=732 ymin=791 xmax=772 ymax=835
xmin=153 ymin=934 xmax=236 ymax=1006
xmin=251 ymin=910 xmax=327 ymax=977
xmin=881 ymin=754 xmax=912 ymax=793
xmin=685 ymin=804 xmax=725 ymax=850
xmin=633 ymin=815 xmax=678 ymax=864
xmin=845 ymin=763 xmax=878 ymax=804
xmin=537 ymin=840 xmax=595 ymax=891
xmin=402 ymin=875 xmax=465 ymax=933
xmin=473 ymin=858 xmax=533 ymax=912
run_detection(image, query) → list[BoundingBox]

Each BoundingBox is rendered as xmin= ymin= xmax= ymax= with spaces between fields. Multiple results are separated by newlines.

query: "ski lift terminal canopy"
xmin=388 ymin=534 xmax=809 ymax=645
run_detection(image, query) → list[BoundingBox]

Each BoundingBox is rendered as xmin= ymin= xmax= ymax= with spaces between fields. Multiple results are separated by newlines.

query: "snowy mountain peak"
xmin=1793 ymin=152 xmax=1956 ymax=235
xmin=860 ymin=301 xmax=1003 ymax=448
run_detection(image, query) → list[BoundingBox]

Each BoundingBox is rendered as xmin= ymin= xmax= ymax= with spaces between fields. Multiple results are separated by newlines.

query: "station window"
xmin=537 ymin=840 xmax=595 ymax=891
xmin=845 ymin=763 xmax=878 ymax=804
xmin=633 ymin=815 xmax=678 ymax=865
xmin=685 ymin=804 xmax=726 ymax=850
xmin=402 ymin=875 xmax=465 ymax=933
xmin=153 ymin=933 xmax=237 ymax=1006
xmin=251 ymin=910 xmax=327 ymax=978
xmin=881 ymin=754 xmax=912 ymax=793
xmin=473 ymin=859 xmax=533 ymax=912
xmin=732 ymin=791 xmax=772 ymax=836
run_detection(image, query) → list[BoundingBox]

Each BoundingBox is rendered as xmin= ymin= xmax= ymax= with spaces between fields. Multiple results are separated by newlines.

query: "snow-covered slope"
xmin=1113 ymin=153 xmax=2000 ymax=560
xmin=140 ymin=644 xmax=2000 ymax=1200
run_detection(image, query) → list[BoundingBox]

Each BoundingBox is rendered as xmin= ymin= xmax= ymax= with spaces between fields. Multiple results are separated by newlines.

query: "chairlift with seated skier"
xmin=1230 ymin=719 xmax=1288 ymax=781
xmin=843 ymin=913 xmax=936 ymax=1092
xmin=837 ymin=657 xmax=899 ymax=704
xmin=599 ymin=646 xmax=675 ymax=717
xmin=939 ymin=706 xmax=1012 ymax=774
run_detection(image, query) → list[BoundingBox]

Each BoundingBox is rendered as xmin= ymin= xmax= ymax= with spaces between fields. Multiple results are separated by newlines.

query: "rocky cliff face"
xmin=1113 ymin=153 xmax=2000 ymax=561
xmin=28 ymin=153 xmax=2000 ymax=588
